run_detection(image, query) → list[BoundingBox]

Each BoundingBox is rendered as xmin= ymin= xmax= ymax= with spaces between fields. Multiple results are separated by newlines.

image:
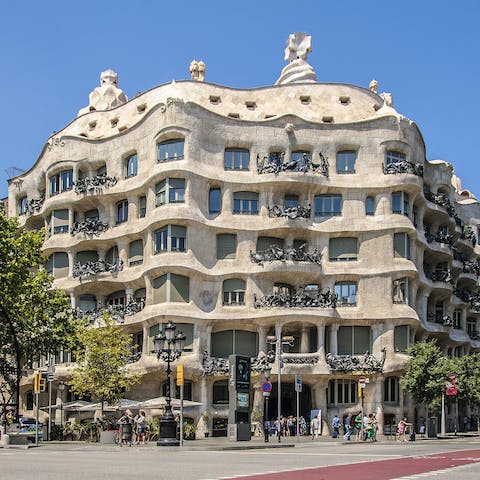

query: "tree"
xmin=451 ymin=353 xmax=480 ymax=408
xmin=0 ymin=211 xmax=75 ymax=422
xmin=399 ymin=340 xmax=452 ymax=413
xmin=68 ymin=313 xmax=141 ymax=417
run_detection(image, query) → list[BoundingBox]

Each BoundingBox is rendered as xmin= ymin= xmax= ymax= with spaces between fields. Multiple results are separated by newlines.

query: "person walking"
xmin=331 ymin=415 xmax=341 ymax=438
xmin=135 ymin=410 xmax=147 ymax=445
xmin=311 ymin=415 xmax=320 ymax=440
xmin=354 ymin=411 xmax=363 ymax=441
xmin=117 ymin=409 xmax=134 ymax=446
xmin=343 ymin=413 xmax=353 ymax=441
xmin=396 ymin=417 xmax=411 ymax=442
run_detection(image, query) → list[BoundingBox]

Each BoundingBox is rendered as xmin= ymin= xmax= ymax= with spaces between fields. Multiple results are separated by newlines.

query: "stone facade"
xmin=7 ymin=35 xmax=480 ymax=436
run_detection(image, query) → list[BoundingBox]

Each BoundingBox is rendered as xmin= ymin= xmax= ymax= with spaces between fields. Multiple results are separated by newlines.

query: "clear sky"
xmin=1 ymin=0 xmax=479 ymax=199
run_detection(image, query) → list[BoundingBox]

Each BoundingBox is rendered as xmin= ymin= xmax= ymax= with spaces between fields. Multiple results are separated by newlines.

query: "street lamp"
xmin=263 ymin=366 xmax=271 ymax=443
xmin=58 ymin=381 xmax=65 ymax=440
xmin=153 ymin=320 xmax=186 ymax=446
xmin=267 ymin=334 xmax=294 ymax=443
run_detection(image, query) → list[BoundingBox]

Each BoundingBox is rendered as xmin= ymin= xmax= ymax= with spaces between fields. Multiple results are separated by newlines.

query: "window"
xmin=152 ymin=273 xmax=189 ymax=303
xmin=76 ymin=251 xmax=98 ymax=265
xmin=116 ymin=199 xmax=128 ymax=224
xmin=52 ymin=209 xmax=69 ymax=234
xmin=337 ymin=326 xmax=371 ymax=355
xmin=85 ymin=209 xmax=99 ymax=220
xmin=107 ymin=290 xmax=126 ymax=307
xmin=394 ymin=325 xmax=410 ymax=352
xmin=392 ymin=191 xmax=409 ymax=216
xmin=314 ymin=194 xmax=342 ymax=217
xmin=138 ymin=196 xmax=146 ymax=218
xmin=125 ymin=154 xmax=138 ymax=178
xmin=291 ymin=150 xmax=311 ymax=171
xmin=336 ymin=151 xmax=356 ymax=174
xmin=213 ymin=380 xmax=229 ymax=405
xmin=393 ymin=278 xmax=409 ymax=304
xmin=365 ymin=196 xmax=375 ymax=216
xmin=96 ymin=165 xmax=107 ymax=176
xmin=105 ymin=246 xmax=120 ymax=266
xmin=154 ymin=225 xmax=187 ymax=253
xmin=222 ymin=279 xmax=246 ymax=305
xmin=156 ymin=178 xmax=185 ymax=206
xmin=467 ymin=318 xmax=477 ymax=337
xmin=211 ymin=330 xmax=258 ymax=358
xmin=384 ymin=377 xmax=399 ymax=404
xmin=209 ymin=188 xmax=221 ymax=213
xmin=453 ymin=310 xmax=462 ymax=329
xmin=45 ymin=252 xmax=69 ymax=279
xmin=150 ymin=323 xmax=194 ymax=352
xmin=19 ymin=196 xmax=28 ymax=215
xmin=233 ymin=191 xmax=258 ymax=215
xmin=394 ymin=233 xmax=410 ymax=259
xmin=129 ymin=239 xmax=143 ymax=266
xmin=413 ymin=204 xmax=418 ymax=227
xmin=217 ymin=234 xmax=237 ymax=259
xmin=328 ymin=379 xmax=357 ymax=405
xmin=78 ymin=294 xmax=96 ymax=313
xmin=257 ymin=236 xmax=284 ymax=251
xmin=224 ymin=148 xmax=249 ymax=170
xmin=50 ymin=169 xmax=73 ymax=196
xmin=386 ymin=151 xmax=406 ymax=166
xmin=334 ymin=282 xmax=357 ymax=306
xmin=329 ymin=237 xmax=358 ymax=261
xmin=284 ymin=194 xmax=299 ymax=208
xmin=158 ymin=138 xmax=184 ymax=162
xmin=25 ymin=391 xmax=34 ymax=411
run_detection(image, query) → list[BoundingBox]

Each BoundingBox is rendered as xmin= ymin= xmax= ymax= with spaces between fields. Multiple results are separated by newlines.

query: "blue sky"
xmin=1 ymin=0 xmax=479 ymax=199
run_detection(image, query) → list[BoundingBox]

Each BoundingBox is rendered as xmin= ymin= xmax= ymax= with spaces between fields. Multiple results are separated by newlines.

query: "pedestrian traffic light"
xmin=39 ymin=375 xmax=47 ymax=392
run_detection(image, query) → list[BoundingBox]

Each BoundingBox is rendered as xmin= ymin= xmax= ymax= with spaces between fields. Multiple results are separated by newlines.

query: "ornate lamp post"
xmin=153 ymin=320 xmax=186 ymax=446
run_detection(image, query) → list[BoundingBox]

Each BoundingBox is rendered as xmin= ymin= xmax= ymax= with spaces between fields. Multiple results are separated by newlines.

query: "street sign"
xmin=262 ymin=381 xmax=272 ymax=393
xmin=295 ymin=375 xmax=302 ymax=393
xmin=358 ymin=376 xmax=366 ymax=388
xmin=47 ymin=373 xmax=55 ymax=382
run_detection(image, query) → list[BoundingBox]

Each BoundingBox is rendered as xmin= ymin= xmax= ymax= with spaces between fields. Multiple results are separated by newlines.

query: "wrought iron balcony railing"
xmin=426 ymin=269 xmax=454 ymax=284
xmin=254 ymin=287 xmax=336 ymax=309
xmin=469 ymin=330 xmax=479 ymax=340
xmin=71 ymin=218 xmax=109 ymax=236
xmin=325 ymin=349 xmax=386 ymax=373
xmin=72 ymin=259 xmax=123 ymax=279
xmin=268 ymin=204 xmax=311 ymax=219
xmin=256 ymin=152 xmax=329 ymax=177
xmin=423 ymin=187 xmax=462 ymax=226
xmin=19 ymin=193 xmax=45 ymax=216
xmin=250 ymin=244 xmax=321 ymax=266
xmin=463 ymin=260 xmax=480 ymax=276
xmin=453 ymin=287 xmax=480 ymax=312
xmin=427 ymin=312 xmax=453 ymax=326
xmin=73 ymin=297 xmax=145 ymax=324
xmin=461 ymin=225 xmax=478 ymax=247
xmin=73 ymin=175 xmax=118 ymax=194
xmin=424 ymin=227 xmax=455 ymax=247
xmin=382 ymin=161 xmax=423 ymax=177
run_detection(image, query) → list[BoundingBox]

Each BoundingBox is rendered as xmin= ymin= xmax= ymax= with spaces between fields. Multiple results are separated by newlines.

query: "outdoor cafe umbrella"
xmin=77 ymin=399 xmax=142 ymax=412
xmin=139 ymin=396 xmax=202 ymax=409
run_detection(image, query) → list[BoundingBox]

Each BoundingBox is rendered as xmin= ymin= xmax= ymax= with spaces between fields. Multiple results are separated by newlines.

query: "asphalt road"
xmin=1 ymin=438 xmax=479 ymax=480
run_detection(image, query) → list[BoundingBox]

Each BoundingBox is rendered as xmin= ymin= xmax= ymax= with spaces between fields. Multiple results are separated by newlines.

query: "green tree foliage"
xmin=451 ymin=353 xmax=480 ymax=408
xmin=68 ymin=314 xmax=141 ymax=416
xmin=399 ymin=340 xmax=452 ymax=411
xmin=0 ymin=211 xmax=74 ymax=419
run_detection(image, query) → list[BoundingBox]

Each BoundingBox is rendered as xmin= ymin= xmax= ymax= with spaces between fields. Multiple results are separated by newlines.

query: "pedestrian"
xmin=343 ymin=413 xmax=352 ymax=441
xmin=366 ymin=414 xmax=376 ymax=442
xmin=396 ymin=417 xmax=411 ymax=442
xmin=463 ymin=415 xmax=469 ymax=432
xmin=331 ymin=415 xmax=341 ymax=438
xmin=354 ymin=411 xmax=362 ymax=441
xmin=135 ymin=410 xmax=147 ymax=445
xmin=299 ymin=416 xmax=307 ymax=436
xmin=419 ymin=417 xmax=426 ymax=438
xmin=117 ymin=409 xmax=134 ymax=446
xmin=311 ymin=415 xmax=320 ymax=440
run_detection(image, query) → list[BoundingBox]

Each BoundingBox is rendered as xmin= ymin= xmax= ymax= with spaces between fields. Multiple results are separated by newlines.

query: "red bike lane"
xmin=223 ymin=449 xmax=480 ymax=480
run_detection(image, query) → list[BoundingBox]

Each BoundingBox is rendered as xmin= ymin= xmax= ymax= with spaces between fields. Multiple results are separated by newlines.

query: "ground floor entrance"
xmin=266 ymin=382 xmax=312 ymax=421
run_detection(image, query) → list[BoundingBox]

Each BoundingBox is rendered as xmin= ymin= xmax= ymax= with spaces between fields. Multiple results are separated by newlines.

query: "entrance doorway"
xmin=266 ymin=382 xmax=312 ymax=420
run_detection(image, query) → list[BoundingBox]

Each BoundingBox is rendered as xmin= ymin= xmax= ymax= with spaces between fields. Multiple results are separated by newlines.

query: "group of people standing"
xmin=117 ymin=409 xmax=148 ymax=446
xmin=329 ymin=412 xmax=379 ymax=442
xmin=267 ymin=416 xmax=308 ymax=437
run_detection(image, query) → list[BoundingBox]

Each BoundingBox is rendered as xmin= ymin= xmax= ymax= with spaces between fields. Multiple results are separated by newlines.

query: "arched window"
xmin=222 ymin=279 xmax=246 ymax=305
xmin=384 ymin=377 xmax=399 ymax=404
xmin=158 ymin=138 xmax=184 ymax=162
xmin=152 ymin=273 xmax=189 ymax=303
xmin=125 ymin=153 xmax=138 ymax=178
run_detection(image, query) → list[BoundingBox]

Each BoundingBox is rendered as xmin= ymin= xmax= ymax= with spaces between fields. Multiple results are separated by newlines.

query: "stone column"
xmin=300 ymin=326 xmax=308 ymax=353
xmin=118 ymin=240 xmax=128 ymax=267
xmin=55 ymin=383 xmax=67 ymax=426
xmin=371 ymin=375 xmax=385 ymax=435
xmin=222 ymin=184 xmax=232 ymax=213
xmin=68 ymin=207 xmax=75 ymax=232
xmin=257 ymin=325 xmax=267 ymax=354
xmin=67 ymin=250 xmax=74 ymax=277
xmin=145 ymin=228 xmax=153 ymax=260
xmin=371 ymin=323 xmax=384 ymax=357
xmin=69 ymin=292 xmax=77 ymax=310
xmin=206 ymin=325 xmax=213 ymax=355
xmin=142 ymin=323 xmax=149 ymax=354
xmin=330 ymin=325 xmax=338 ymax=355
xmin=317 ymin=322 xmax=325 ymax=359
xmin=144 ymin=274 xmax=153 ymax=305
xmin=312 ymin=379 xmax=329 ymax=435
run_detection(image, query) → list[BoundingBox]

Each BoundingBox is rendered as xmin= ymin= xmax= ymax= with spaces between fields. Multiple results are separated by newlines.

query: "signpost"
xmin=176 ymin=364 xmax=184 ymax=447
xmin=47 ymin=355 xmax=55 ymax=441
xmin=295 ymin=375 xmax=302 ymax=439
xmin=262 ymin=381 xmax=272 ymax=442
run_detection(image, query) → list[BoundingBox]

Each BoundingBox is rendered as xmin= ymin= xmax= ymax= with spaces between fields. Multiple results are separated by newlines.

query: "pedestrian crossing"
xmin=392 ymin=461 xmax=480 ymax=479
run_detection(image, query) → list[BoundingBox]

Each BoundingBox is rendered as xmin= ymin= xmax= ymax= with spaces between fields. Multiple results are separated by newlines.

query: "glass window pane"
xmin=212 ymin=331 xmax=233 ymax=358
xmin=353 ymin=327 xmax=370 ymax=354
xmin=209 ymin=188 xmax=221 ymax=213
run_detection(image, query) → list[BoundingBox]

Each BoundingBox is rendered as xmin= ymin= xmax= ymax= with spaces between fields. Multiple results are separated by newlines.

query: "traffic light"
xmin=33 ymin=372 xmax=41 ymax=393
xmin=39 ymin=374 xmax=47 ymax=392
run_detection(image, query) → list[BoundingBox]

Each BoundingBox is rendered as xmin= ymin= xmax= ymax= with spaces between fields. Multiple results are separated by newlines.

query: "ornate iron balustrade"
xmin=469 ymin=330 xmax=479 ymax=340
xmin=254 ymin=287 xmax=336 ymax=309
xmin=256 ymin=152 xmax=329 ymax=177
xmin=426 ymin=269 xmax=454 ymax=284
xmin=202 ymin=351 xmax=229 ymax=375
xmin=268 ymin=204 xmax=311 ymax=219
xmin=282 ymin=354 xmax=319 ymax=365
xmin=423 ymin=187 xmax=462 ymax=225
xmin=463 ymin=260 xmax=480 ymax=276
xmin=73 ymin=297 xmax=145 ymax=324
xmin=453 ymin=287 xmax=480 ymax=312
xmin=326 ymin=349 xmax=386 ymax=373
xmin=71 ymin=218 xmax=109 ymax=236
xmin=250 ymin=244 xmax=321 ymax=266
xmin=72 ymin=259 xmax=123 ymax=279
xmin=461 ymin=225 xmax=477 ymax=247
xmin=73 ymin=175 xmax=118 ymax=194
xmin=19 ymin=193 xmax=45 ymax=216
xmin=382 ymin=161 xmax=423 ymax=177
xmin=427 ymin=312 xmax=453 ymax=326
xmin=424 ymin=227 xmax=455 ymax=247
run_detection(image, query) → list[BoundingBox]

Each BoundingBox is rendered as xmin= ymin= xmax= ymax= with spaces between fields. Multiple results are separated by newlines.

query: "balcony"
xmin=256 ymin=152 xmax=329 ymax=177
xmin=423 ymin=188 xmax=462 ymax=226
xmin=382 ymin=161 xmax=423 ymax=177
xmin=453 ymin=287 xmax=480 ymax=312
xmin=254 ymin=286 xmax=336 ymax=309
xmin=463 ymin=260 xmax=480 ymax=276
xmin=72 ymin=259 xmax=123 ymax=279
xmin=71 ymin=218 xmax=109 ymax=236
xmin=427 ymin=312 xmax=453 ymax=326
xmin=424 ymin=227 xmax=454 ymax=248
xmin=250 ymin=244 xmax=321 ymax=266
xmin=73 ymin=175 xmax=118 ymax=195
xmin=73 ymin=297 xmax=145 ymax=324
xmin=325 ymin=349 xmax=386 ymax=373
xmin=19 ymin=193 xmax=45 ymax=216
xmin=426 ymin=269 xmax=454 ymax=284
xmin=460 ymin=225 xmax=477 ymax=247
xmin=267 ymin=204 xmax=311 ymax=219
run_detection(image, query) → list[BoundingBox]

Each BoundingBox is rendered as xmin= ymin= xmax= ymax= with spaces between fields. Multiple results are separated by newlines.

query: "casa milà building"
xmin=8 ymin=33 xmax=480 ymax=435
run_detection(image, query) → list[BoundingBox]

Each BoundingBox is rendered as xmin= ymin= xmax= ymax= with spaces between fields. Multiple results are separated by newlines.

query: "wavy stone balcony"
xmin=73 ymin=298 xmax=146 ymax=324
xmin=325 ymin=349 xmax=386 ymax=373
xmin=426 ymin=269 xmax=454 ymax=285
xmin=423 ymin=187 xmax=462 ymax=227
xmin=254 ymin=287 xmax=336 ymax=309
xmin=73 ymin=175 xmax=118 ymax=195
xmin=463 ymin=260 xmax=480 ymax=277
xmin=256 ymin=152 xmax=329 ymax=177
xmin=19 ymin=193 xmax=45 ymax=216
xmin=460 ymin=225 xmax=478 ymax=247
xmin=250 ymin=244 xmax=321 ymax=267
xmin=267 ymin=204 xmax=311 ymax=219
xmin=382 ymin=161 xmax=423 ymax=177
xmin=71 ymin=218 xmax=109 ymax=236
xmin=427 ymin=312 xmax=453 ymax=326
xmin=453 ymin=287 xmax=480 ymax=312
xmin=72 ymin=259 xmax=123 ymax=279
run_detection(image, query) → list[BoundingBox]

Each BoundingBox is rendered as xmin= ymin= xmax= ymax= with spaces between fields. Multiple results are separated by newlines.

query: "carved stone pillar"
xmin=69 ymin=292 xmax=77 ymax=310
xmin=371 ymin=375 xmax=385 ymax=434
xmin=118 ymin=240 xmax=128 ymax=267
xmin=144 ymin=274 xmax=153 ymax=306
xmin=312 ymin=379 xmax=328 ymax=435
xmin=371 ymin=323 xmax=384 ymax=357
xmin=257 ymin=325 xmax=267 ymax=354
xmin=330 ymin=325 xmax=338 ymax=355
xmin=97 ymin=248 xmax=106 ymax=262
xmin=68 ymin=207 xmax=75 ymax=232
xmin=222 ymin=184 xmax=232 ymax=213
xmin=206 ymin=325 xmax=213 ymax=356
xmin=125 ymin=286 xmax=134 ymax=302
xmin=67 ymin=250 xmax=74 ymax=277
xmin=200 ymin=376 xmax=209 ymax=409
xmin=145 ymin=228 xmax=153 ymax=260
xmin=142 ymin=323 xmax=149 ymax=354
xmin=300 ymin=326 xmax=308 ymax=353
xmin=317 ymin=322 xmax=325 ymax=359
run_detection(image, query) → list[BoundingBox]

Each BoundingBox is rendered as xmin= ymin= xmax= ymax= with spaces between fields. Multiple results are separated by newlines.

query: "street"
xmin=1 ymin=437 xmax=479 ymax=480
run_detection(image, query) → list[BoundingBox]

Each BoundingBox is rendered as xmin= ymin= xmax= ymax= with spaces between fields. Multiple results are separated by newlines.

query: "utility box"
xmin=428 ymin=417 xmax=438 ymax=437
xmin=228 ymin=355 xmax=251 ymax=441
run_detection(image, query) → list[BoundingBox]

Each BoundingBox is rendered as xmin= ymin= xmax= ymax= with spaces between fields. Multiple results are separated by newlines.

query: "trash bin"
xmin=428 ymin=417 xmax=437 ymax=437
